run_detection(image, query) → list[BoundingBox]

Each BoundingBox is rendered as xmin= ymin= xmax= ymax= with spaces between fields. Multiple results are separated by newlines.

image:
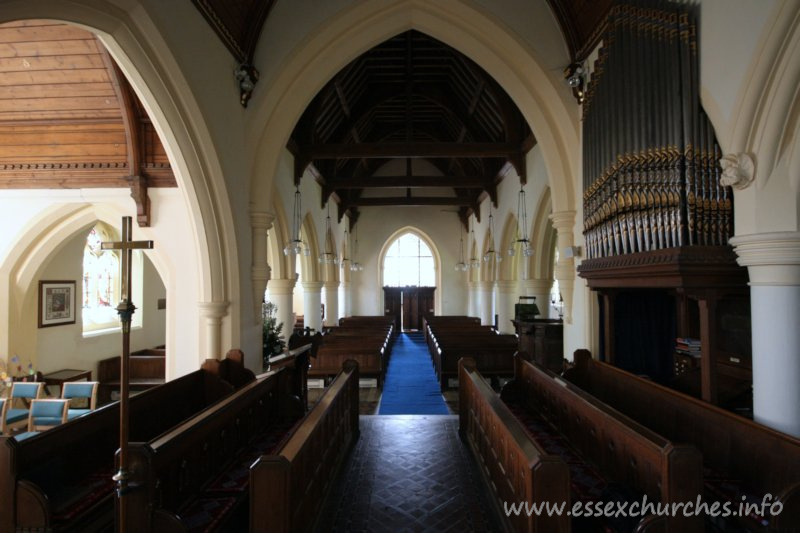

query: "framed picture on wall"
xmin=38 ymin=280 xmax=76 ymax=328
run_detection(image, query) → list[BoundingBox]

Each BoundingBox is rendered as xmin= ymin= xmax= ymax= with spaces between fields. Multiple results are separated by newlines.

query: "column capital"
xmin=495 ymin=280 xmax=517 ymax=293
xmin=268 ymin=278 xmax=296 ymax=294
xmin=324 ymin=280 xmax=340 ymax=290
xmin=523 ymin=278 xmax=552 ymax=292
xmin=301 ymin=280 xmax=325 ymax=292
xmin=198 ymin=300 xmax=229 ymax=319
xmin=730 ymin=231 xmax=800 ymax=285
xmin=477 ymin=280 xmax=495 ymax=291
xmin=549 ymin=210 xmax=577 ymax=231
xmin=250 ymin=209 xmax=275 ymax=230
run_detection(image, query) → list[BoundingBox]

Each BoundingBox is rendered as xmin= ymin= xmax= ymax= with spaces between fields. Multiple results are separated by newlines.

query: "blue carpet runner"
xmin=378 ymin=332 xmax=449 ymax=415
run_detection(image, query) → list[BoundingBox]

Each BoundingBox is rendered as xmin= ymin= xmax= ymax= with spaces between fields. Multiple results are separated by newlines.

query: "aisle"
xmin=314 ymin=415 xmax=501 ymax=531
xmin=378 ymin=332 xmax=448 ymax=415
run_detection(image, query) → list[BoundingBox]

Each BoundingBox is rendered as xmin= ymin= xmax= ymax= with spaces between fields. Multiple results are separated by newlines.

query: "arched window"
xmin=383 ymin=232 xmax=435 ymax=287
xmin=549 ymin=247 xmax=562 ymax=319
xmin=82 ymin=224 xmax=121 ymax=332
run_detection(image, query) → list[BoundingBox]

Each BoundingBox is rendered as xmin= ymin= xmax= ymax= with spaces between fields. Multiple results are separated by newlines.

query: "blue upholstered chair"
xmin=27 ymin=399 xmax=69 ymax=432
xmin=5 ymin=382 xmax=44 ymax=432
xmin=61 ymin=381 xmax=99 ymax=420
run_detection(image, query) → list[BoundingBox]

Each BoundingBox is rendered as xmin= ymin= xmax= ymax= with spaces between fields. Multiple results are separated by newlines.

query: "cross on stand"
xmin=101 ymin=216 xmax=153 ymax=533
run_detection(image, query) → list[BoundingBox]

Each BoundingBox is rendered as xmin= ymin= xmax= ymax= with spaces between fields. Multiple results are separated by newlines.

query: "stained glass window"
xmin=82 ymin=225 xmax=120 ymax=331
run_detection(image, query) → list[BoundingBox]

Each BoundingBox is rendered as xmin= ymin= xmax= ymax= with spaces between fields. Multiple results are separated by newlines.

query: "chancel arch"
xmin=247 ymin=0 xmax=581 ymax=342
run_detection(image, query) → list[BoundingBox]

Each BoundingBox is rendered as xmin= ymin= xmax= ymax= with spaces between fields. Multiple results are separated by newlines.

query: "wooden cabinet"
xmin=513 ymin=319 xmax=564 ymax=373
xmin=578 ymin=246 xmax=752 ymax=412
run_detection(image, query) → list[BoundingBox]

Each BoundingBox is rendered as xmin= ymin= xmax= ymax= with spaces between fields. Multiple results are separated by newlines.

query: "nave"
xmin=314 ymin=415 xmax=500 ymax=532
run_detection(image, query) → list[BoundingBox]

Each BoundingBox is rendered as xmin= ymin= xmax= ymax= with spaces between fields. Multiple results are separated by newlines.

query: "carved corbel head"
xmin=719 ymin=153 xmax=755 ymax=190
xmin=235 ymin=63 xmax=259 ymax=107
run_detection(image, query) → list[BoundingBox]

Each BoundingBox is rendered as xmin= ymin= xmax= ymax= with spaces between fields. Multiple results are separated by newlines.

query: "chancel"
xmin=0 ymin=1 xmax=798 ymax=532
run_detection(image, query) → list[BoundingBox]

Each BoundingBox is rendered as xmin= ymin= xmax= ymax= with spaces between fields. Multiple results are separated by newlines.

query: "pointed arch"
xmin=498 ymin=213 xmax=521 ymax=282
xmin=481 ymin=226 xmax=499 ymax=283
xmin=268 ymin=191 xmax=292 ymax=280
xmin=0 ymin=2 xmax=239 ymax=362
xmin=377 ymin=226 xmax=442 ymax=314
xmin=0 ymin=202 xmax=172 ymax=372
xmin=299 ymin=213 xmax=321 ymax=283
xmin=248 ymin=0 xmax=578 ymax=230
xmin=321 ymin=225 xmax=340 ymax=283
xmin=529 ymin=187 xmax=557 ymax=280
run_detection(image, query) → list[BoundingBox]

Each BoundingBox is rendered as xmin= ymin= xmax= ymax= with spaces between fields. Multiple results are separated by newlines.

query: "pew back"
xmin=125 ymin=368 xmax=300 ymax=531
xmin=0 ymin=370 xmax=233 ymax=531
xmin=566 ymin=351 xmax=800 ymax=522
xmin=250 ymin=360 xmax=360 ymax=532
xmin=459 ymin=358 xmax=570 ymax=533
xmin=513 ymin=357 xmax=703 ymax=511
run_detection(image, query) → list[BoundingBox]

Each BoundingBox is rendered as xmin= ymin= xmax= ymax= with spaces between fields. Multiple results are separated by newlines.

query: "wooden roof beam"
xmin=348 ymin=196 xmax=474 ymax=207
xmin=305 ymin=142 xmax=519 ymax=159
xmin=330 ymin=175 xmax=489 ymax=188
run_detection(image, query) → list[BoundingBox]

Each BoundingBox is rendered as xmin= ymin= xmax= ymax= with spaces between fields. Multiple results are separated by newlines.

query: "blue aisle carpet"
xmin=378 ymin=332 xmax=449 ymax=415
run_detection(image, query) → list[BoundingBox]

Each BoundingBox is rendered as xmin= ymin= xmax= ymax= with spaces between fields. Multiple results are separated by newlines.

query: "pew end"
xmin=772 ymin=481 xmax=800 ymax=531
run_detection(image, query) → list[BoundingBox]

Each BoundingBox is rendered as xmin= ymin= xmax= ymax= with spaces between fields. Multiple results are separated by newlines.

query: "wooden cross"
xmin=100 ymin=216 xmax=153 ymax=533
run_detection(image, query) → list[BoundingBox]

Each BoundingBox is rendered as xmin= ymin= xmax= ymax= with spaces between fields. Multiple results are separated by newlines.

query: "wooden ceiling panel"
xmin=547 ymin=0 xmax=614 ymax=60
xmin=190 ymin=0 xmax=277 ymax=63
xmin=0 ymin=20 xmax=176 ymax=196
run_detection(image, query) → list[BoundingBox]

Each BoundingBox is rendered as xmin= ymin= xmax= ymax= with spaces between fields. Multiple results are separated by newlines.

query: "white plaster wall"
xmin=0 ymin=188 xmax=201 ymax=379
xmin=30 ymin=231 xmax=166 ymax=377
xmin=349 ymin=208 xmax=467 ymax=317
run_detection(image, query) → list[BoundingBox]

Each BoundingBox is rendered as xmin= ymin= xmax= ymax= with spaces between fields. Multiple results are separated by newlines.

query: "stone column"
xmin=302 ymin=281 xmax=324 ymax=332
xmin=730 ymin=231 xmax=800 ymax=437
xmin=250 ymin=209 xmax=274 ymax=324
xmin=324 ymin=281 xmax=340 ymax=326
xmin=524 ymin=278 xmax=553 ymax=318
xmin=478 ymin=280 xmax=495 ymax=326
xmin=467 ymin=280 xmax=480 ymax=317
xmin=268 ymin=278 xmax=296 ymax=344
xmin=198 ymin=301 xmax=229 ymax=360
xmin=495 ymin=280 xmax=517 ymax=333
xmin=340 ymin=280 xmax=352 ymax=318
xmin=549 ymin=211 xmax=577 ymax=323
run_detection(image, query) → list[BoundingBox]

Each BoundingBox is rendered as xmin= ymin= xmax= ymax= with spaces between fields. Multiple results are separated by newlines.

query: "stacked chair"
xmin=61 ymin=381 xmax=99 ymax=420
xmin=3 ymin=382 xmax=43 ymax=433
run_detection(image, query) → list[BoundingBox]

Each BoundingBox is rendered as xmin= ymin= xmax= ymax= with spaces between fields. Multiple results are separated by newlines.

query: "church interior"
xmin=0 ymin=0 xmax=799 ymax=531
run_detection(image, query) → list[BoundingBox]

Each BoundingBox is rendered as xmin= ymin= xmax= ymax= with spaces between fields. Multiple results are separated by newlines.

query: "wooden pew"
xmin=338 ymin=315 xmax=396 ymax=329
xmin=422 ymin=315 xmax=480 ymax=344
xmin=426 ymin=320 xmax=516 ymax=390
xmin=250 ymin=360 xmax=360 ymax=532
xmin=0 ymin=367 xmax=238 ymax=532
xmin=310 ymin=319 xmax=393 ymax=385
xmin=97 ymin=352 xmax=166 ymax=404
xmin=565 ymin=350 xmax=800 ymax=531
xmin=268 ymin=343 xmax=314 ymax=411
xmin=123 ymin=365 xmax=309 ymax=531
xmin=504 ymin=355 xmax=704 ymax=532
xmin=459 ymin=358 xmax=570 ymax=533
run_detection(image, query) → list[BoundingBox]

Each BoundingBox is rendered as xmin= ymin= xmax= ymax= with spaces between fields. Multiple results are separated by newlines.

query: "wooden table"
xmin=42 ymin=368 xmax=92 ymax=396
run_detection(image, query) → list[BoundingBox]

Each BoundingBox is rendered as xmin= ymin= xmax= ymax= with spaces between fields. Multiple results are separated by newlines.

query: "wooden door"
xmin=383 ymin=287 xmax=402 ymax=331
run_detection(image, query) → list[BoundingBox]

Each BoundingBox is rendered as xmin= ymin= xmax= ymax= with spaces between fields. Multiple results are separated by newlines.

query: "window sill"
xmin=82 ymin=324 xmax=143 ymax=338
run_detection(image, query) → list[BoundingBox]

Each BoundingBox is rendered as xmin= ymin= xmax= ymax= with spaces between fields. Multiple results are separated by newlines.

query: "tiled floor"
xmin=314 ymin=415 xmax=503 ymax=532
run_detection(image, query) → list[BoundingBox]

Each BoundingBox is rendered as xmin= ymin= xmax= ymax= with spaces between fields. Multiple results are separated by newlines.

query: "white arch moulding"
xmin=0 ymin=203 xmax=174 ymax=373
xmin=247 ymin=0 xmax=579 ymax=224
xmin=0 ymin=1 xmax=241 ymax=364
